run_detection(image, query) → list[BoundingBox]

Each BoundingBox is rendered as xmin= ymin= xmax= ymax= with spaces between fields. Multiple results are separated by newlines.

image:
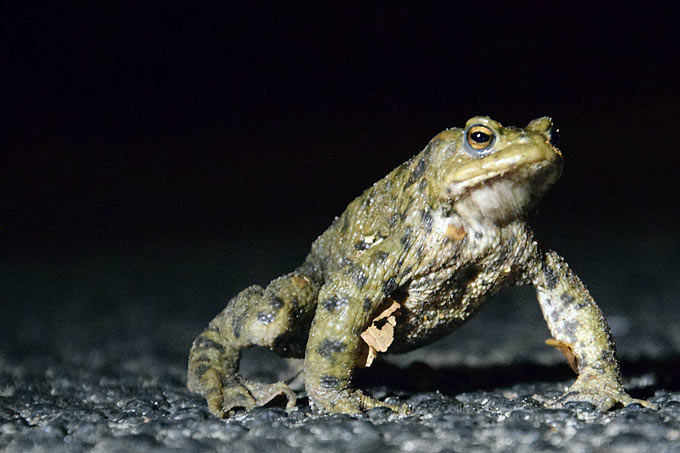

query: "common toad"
xmin=188 ymin=116 xmax=653 ymax=416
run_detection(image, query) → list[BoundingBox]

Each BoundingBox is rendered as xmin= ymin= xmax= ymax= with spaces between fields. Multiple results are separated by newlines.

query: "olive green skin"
xmin=188 ymin=116 xmax=654 ymax=416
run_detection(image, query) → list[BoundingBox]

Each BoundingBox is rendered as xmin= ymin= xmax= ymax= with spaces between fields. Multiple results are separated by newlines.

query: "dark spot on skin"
xmin=346 ymin=262 xmax=368 ymax=288
xmin=364 ymin=298 xmax=373 ymax=312
xmin=550 ymin=308 xmax=561 ymax=323
xmin=400 ymin=199 xmax=415 ymax=220
xmin=321 ymin=295 xmax=349 ymax=312
xmin=562 ymin=320 xmax=579 ymax=342
xmin=389 ymin=213 xmax=400 ymax=227
xmin=416 ymin=245 xmax=424 ymax=258
xmin=405 ymin=158 xmax=427 ymax=186
xmin=194 ymin=336 xmax=225 ymax=353
xmin=257 ymin=312 xmax=275 ymax=324
xmin=475 ymin=231 xmax=484 ymax=239
xmin=374 ymin=251 xmax=389 ymax=263
xmin=319 ymin=375 xmax=341 ymax=389
xmin=418 ymin=179 xmax=427 ymax=191
xmin=544 ymin=264 xmax=558 ymax=290
xmin=560 ymin=293 xmax=575 ymax=305
xmin=270 ymin=297 xmax=285 ymax=310
xmin=206 ymin=325 xmax=220 ymax=333
xmin=383 ymin=277 xmax=398 ymax=296
xmin=421 ymin=210 xmax=433 ymax=233
xmin=575 ymin=297 xmax=590 ymax=309
xmin=601 ymin=350 xmax=611 ymax=362
xmin=354 ymin=240 xmax=369 ymax=251
xmin=400 ymin=229 xmax=412 ymax=249
xmin=233 ymin=314 xmax=244 ymax=338
xmin=194 ymin=364 xmax=211 ymax=379
xmin=317 ymin=339 xmax=347 ymax=358
xmin=193 ymin=353 xmax=212 ymax=363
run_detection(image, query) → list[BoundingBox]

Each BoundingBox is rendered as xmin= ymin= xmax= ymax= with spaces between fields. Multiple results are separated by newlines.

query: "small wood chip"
xmin=545 ymin=338 xmax=578 ymax=374
xmin=358 ymin=300 xmax=400 ymax=368
xmin=291 ymin=276 xmax=311 ymax=289
xmin=445 ymin=224 xmax=467 ymax=241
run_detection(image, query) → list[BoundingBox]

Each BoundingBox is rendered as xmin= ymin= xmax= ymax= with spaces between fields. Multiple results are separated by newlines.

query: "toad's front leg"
xmin=531 ymin=251 xmax=656 ymax=410
xmin=303 ymin=238 xmax=413 ymax=415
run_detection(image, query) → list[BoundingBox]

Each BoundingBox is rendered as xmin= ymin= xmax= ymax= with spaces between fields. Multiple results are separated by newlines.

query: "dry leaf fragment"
xmin=445 ymin=224 xmax=467 ymax=241
xmin=545 ymin=338 xmax=578 ymax=374
xmin=291 ymin=275 xmax=311 ymax=289
xmin=358 ymin=300 xmax=400 ymax=368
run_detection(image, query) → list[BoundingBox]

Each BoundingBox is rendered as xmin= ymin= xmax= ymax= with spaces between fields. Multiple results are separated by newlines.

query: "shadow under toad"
xmin=353 ymin=355 xmax=680 ymax=401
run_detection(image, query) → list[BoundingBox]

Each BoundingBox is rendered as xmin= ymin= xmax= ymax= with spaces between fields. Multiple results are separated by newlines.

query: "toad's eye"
xmin=466 ymin=125 xmax=495 ymax=151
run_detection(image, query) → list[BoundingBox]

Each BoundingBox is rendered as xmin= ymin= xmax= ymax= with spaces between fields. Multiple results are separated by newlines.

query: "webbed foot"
xmin=548 ymin=375 xmax=658 ymax=411
xmin=240 ymin=378 xmax=297 ymax=410
xmin=192 ymin=368 xmax=296 ymax=418
xmin=310 ymin=388 xmax=410 ymax=415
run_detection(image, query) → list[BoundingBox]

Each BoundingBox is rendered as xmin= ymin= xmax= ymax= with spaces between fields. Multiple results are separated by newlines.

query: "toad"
xmin=188 ymin=116 xmax=652 ymax=416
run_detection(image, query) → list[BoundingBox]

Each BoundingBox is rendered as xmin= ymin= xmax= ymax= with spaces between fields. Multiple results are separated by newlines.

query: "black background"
xmin=3 ymin=3 xmax=679 ymax=346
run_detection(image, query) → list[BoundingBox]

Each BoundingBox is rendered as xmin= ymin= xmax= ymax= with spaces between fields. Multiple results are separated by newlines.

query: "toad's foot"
xmin=548 ymin=374 xmax=658 ymax=411
xmin=241 ymin=379 xmax=297 ymax=409
xmin=200 ymin=372 xmax=296 ymax=418
xmin=311 ymin=388 xmax=410 ymax=415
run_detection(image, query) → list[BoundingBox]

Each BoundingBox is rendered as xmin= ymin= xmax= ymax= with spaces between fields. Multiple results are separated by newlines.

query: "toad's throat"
xmin=455 ymin=178 xmax=529 ymax=224
xmin=450 ymin=162 xmax=555 ymax=224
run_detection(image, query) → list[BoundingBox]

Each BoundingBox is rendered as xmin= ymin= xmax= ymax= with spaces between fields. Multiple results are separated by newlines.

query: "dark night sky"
xmin=4 ymin=3 xmax=680 ymax=248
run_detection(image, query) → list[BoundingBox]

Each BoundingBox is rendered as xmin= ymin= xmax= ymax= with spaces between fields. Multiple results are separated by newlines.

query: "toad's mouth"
xmin=447 ymin=159 xmax=553 ymax=197
xmin=445 ymin=140 xmax=562 ymax=198
xmin=448 ymin=159 xmax=561 ymax=224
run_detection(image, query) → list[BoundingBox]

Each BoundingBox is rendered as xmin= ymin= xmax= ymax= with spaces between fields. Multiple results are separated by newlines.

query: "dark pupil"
xmin=471 ymin=131 xmax=490 ymax=143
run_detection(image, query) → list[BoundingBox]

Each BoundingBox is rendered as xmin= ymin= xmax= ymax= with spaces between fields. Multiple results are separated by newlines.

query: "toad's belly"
xmin=389 ymin=263 xmax=513 ymax=353
xmin=390 ymin=292 xmax=486 ymax=353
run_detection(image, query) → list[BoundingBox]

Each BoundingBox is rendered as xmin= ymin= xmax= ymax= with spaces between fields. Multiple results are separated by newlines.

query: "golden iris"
xmin=466 ymin=125 xmax=495 ymax=150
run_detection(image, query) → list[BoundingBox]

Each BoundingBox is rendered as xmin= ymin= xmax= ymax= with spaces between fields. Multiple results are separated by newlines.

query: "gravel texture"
xmin=2 ymin=224 xmax=679 ymax=452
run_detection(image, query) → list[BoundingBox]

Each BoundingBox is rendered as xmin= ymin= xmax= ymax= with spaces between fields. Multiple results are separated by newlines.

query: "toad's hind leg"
xmin=187 ymin=271 xmax=319 ymax=417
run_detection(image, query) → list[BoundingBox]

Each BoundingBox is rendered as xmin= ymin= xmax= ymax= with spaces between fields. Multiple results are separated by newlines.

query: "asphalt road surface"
xmin=2 ymin=219 xmax=679 ymax=452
